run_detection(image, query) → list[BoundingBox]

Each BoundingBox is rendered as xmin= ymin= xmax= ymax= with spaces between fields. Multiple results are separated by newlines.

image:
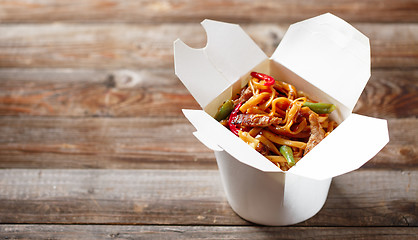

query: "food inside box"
xmin=214 ymin=71 xmax=337 ymax=171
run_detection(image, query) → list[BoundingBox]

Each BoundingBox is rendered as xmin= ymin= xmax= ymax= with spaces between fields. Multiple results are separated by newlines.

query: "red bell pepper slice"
xmin=250 ymin=72 xmax=275 ymax=86
xmin=228 ymin=102 xmax=243 ymax=136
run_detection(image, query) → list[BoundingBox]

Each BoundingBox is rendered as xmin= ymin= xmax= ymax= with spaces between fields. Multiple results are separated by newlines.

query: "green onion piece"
xmin=302 ymin=102 xmax=336 ymax=114
xmin=214 ymin=99 xmax=234 ymax=121
xmin=279 ymin=145 xmax=295 ymax=166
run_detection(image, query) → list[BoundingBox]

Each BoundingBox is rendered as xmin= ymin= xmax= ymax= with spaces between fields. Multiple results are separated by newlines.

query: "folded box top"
xmin=175 ymin=13 xmax=370 ymax=111
xmin=175 ymin=14 xmax=389 ymax=180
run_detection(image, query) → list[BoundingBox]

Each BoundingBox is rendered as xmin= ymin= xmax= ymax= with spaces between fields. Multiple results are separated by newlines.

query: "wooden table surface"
xmin=0 ymin=1 xmax=417 ymax=239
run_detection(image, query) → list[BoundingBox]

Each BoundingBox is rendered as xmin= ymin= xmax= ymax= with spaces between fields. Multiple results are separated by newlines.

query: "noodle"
xmin=240 ymin=92 xmax=270 ymax=112
xmin=215 ymin=72 xmax=338 ymax=171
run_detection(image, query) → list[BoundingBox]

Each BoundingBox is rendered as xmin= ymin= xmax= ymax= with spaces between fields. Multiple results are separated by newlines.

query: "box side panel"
xmin=215 ymin=151 xmax=287 ymax=225
xmin=283 ymin=173 xmax=332 ymax=224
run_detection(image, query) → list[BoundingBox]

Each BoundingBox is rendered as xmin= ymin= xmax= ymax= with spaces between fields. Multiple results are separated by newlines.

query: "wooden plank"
xmin=364 ymin=118 xmax=418 ymax=169
xmin=0 ymin=116 xmax=214 ymax=169
xmin=0 ymin=225 xmax=417 ymax=240
xmin=353 ymin=69 xmax=418 ymax=119
xmin=1 ymin=0 xmax=417 ymax=23
xmin=0 ymin=68 xmax=416 ymax=119
xmin=0 ymin=169 xmax=416 ymax=226
xmin=0 ymin=117 xmax=416 ymax=169
xmin=0 ymin=68 xmax=200 ymax=117
xmin=0 ymin=23 xmax=417 ymax=69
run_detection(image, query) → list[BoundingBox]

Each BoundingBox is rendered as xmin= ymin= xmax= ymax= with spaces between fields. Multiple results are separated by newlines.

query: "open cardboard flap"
xmin=183 ymin=109 xmax=278 ymax=172
xmin=174 ymin=19 xmax=267 ymax=109
xmin=175 ymin=13 xmax=389 ymax=180
xmin=272 ymin=13 xmax=370 ymax=111
xmin=288 ymin=113 xmax=389 ymax=179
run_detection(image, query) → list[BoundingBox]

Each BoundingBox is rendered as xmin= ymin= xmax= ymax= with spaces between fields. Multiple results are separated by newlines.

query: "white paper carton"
xmin=174 ymin=13 xmax=389 ymax=226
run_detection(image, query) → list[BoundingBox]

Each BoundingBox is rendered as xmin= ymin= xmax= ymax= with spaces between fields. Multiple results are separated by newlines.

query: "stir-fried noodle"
xmin=214 ymin=72 xmax=337 ymax=171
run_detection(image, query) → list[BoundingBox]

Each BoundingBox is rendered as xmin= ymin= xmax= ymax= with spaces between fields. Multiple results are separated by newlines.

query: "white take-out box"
xmin=173 ymin=13 xmax=389 ymax=226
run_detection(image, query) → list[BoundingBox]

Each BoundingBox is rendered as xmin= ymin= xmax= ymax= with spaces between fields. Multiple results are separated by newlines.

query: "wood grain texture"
xmin=1 ymin=0 xmax=417 ymax=23
xmin=0 ymin=225 xmax=417 ymax=240
xmin=0 ymin=116 xmax=214 ymax=169
xmin=0 ymin=68 xmax=416 ymax=119
xmin=0 ymin=23 xmax=417 ymax=69
xmin=0 ymin=0 xmax=416 ymax=238
xmin=0 ymin=68 xmax=199 ymax=117
xmin=0 ymin=117 xmax=416 ymax=169
xmin=353 ymin=69 xmax=418 ymax=119
xmin=0 ymin=169 xmax=416 ymax=226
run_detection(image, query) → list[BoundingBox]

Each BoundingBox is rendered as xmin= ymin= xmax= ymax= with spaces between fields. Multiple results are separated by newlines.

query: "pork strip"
xmin=233 ymin=86 xmax=253 ymax=106
xmin=232 ymin=114 xmax=282 ymax=127
xmin=304 ymin=112 xmax=325 ymax=156
xmin=255 ymin=142 xmax=269 ymax=156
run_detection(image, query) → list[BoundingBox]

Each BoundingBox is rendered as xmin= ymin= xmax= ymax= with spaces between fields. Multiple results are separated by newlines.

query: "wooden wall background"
xmin=0 ymin=0 xmax=417 ymax=239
